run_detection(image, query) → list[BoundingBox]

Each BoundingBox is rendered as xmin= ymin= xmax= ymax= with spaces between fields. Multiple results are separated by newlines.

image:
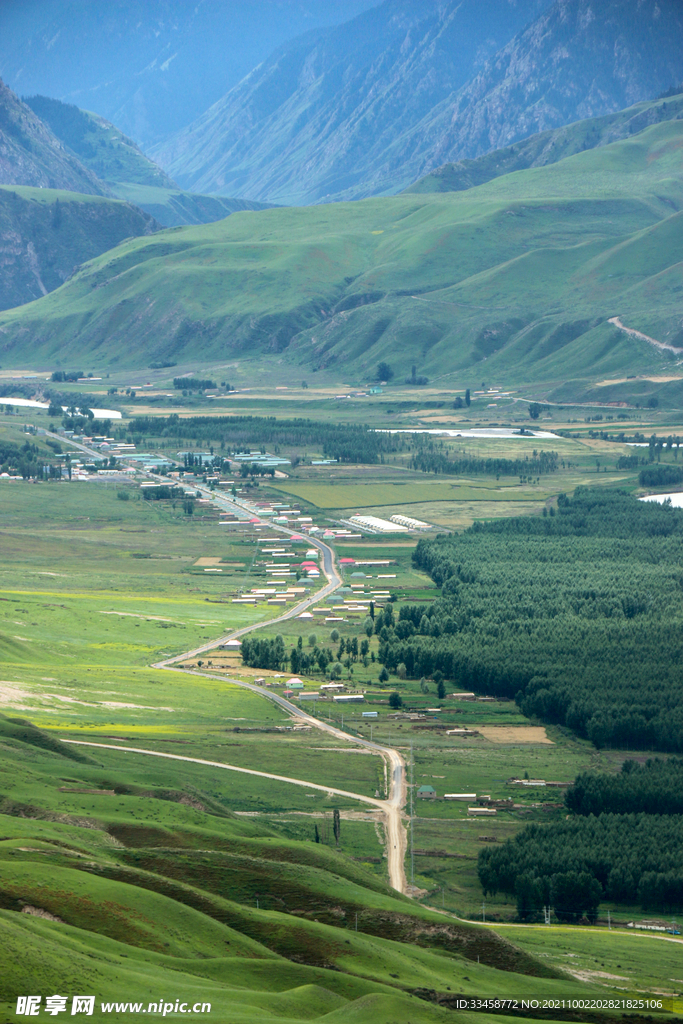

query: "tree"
xmin=377 ymin=361 xmax=394 ymax=382
xmin=330 ymin=628 xmax=340 ymax=642
xmin=307 ymin=633 xmax=317 ymax=647
xmin=47 ymin=401 xmax=62 ymax=418
xmin=389 ymin=691 xmax=402 ymax=709
xmin=529 ymin=403 xmax=542 ymax=420
xmin=515 ymin=874 xmax=545 ymax=922
xmin=397 ymin=662 xmax=407 ymax=679
xmin=363 ymin=616 xmax=374 ymax=637
xmin=379 ymin=667 xmax=389 ymax=684
xmin=551 ymin=872 xmax=601 ymax=924
xmin=333 ymin=808 xmax=341 ymax=847
xmin=437 ymin=679 xmax=446 ymax=700
xmin=465 ymin=389 xmax=471 ymax=407
xmin=331 ymin=662 xmax=343 ymax=680
xmin=314 ymin=824 xmax=320 ymax=843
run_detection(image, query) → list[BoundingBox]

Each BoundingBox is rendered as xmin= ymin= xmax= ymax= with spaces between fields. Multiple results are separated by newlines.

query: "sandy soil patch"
xmin=99 ymin=611 xmax=174 ymax=622
xmin=194 ymin=557 xmax=223 ymax=566
xmin=0 ymin=682 xmax=37 ymax=707
xmin=311 ymin=747 xmax=376 ymax=754
xmin=477 ymin=726 xmax=553 ymax=744
xmin=564 ymin=969 xmax=629 ymax=983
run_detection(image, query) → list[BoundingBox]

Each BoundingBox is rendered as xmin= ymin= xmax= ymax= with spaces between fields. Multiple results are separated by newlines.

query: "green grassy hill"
xmin=1 ymin=713 xmax=604 ymax=1023
xmin=0 ymin=186 xmax=158 ymax=311
xmin=405 ymin=92 xmax=683 ymax=195
xmin=1 ymin=118 xmax=681 ymax=383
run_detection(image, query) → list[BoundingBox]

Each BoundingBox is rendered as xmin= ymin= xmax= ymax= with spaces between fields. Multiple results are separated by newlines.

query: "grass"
xmin=1 ymin=119 xmax=683 ymax=390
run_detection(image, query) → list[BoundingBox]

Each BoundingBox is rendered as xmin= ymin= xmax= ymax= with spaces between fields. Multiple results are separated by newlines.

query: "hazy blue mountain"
xmin=0 ymin=0 xmax=381 ymax=149
xmin=152 ymin=0 xmax=683 ymax=206
xmin=21 ymin=95 xmax=275 ymax=228
xmin=153 ymin=0 xmax=550 ymax=205
xmin=401 ymin=0 xmax=683 ymax=174
xmin=0 ymin=78 xmax=105 ymax=195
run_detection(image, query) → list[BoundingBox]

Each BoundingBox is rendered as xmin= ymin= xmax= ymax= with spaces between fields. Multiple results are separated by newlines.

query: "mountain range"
xmin=2 ymin=107 xmax=681 ymax=402
xmin=0 ymin=0 xmax=379 ymax=150
xmin=0 ymin=84 xmax=272 ymax=310
xmin=153 ymin=0 xmax=683 ymax=205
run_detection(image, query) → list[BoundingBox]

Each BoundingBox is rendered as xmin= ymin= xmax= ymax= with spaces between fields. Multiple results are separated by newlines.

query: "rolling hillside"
xmin=0 ymin=78 xmax=104 ymax=195
xmin=406 ymin=92 xmax=683 ymax=194
xmin=0 ymin=186 xmax=158 ymax=311
xmin=0 ymin=118 xmax=681 ymax=384
xmin=152 ymin=0 xmax=683 ymax=206
xmin=0 ymin=710 xmax=590 ymax=1024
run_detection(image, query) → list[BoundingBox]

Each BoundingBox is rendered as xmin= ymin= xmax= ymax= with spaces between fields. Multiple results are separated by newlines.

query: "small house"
xmin=417 ymin=785 xmax=437 ymax=799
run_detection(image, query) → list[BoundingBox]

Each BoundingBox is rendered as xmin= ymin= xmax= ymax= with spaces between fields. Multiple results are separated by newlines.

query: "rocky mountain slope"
xmin=1 ymin=117 xmax=681 ymax=388
xmin=0 ymin=186 xmax=158 ymax=311
xmin=153 ymin=0 xmax=683 ymax=205
xmin=0 ymin=78 xmax=105 ymax=195
xmin=0 ymin=0 xmax=379 ymax=149
xmin=152 ymin=0 xmax=550 ymax=205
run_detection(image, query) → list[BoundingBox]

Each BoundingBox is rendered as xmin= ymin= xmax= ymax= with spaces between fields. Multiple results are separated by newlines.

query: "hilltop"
xmin=0 ymin=186 xmax=158 ymax=311
xmin=152 ymin=0 xmax=683 ymax=205
xmin=0 ymin=117 xmax=681 ymax=382
xmin=0 ymin=78 xmax=104 ymax=195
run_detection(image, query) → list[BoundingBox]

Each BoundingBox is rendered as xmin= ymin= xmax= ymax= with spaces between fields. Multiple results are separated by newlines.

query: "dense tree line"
xmin=410 ymin=449 xmax=558 ymax=477
xmin=51 ymin=370 xmax=83 ymax=382
xmin=241 ymin=636 xmax=287 ymax=672
xmin=375 ymin=489 xmax=683 ymax=751
xmin=127 ymin=415 xmax=405 ymax=463
xmin=141 ymin=486 xmax=184 ymax=501
xmin=566 ymin=759 xmax=683 ymax=816
xmin=0 ymin=440 xmax=59 ymax=479
xmin=478 ymin=814 xmax=683 ymax=916
xmin=639 ymin=465 xmax=683 ymax=487
xmin=173 ymin=377 xmax=217 ymax=390
xmin=242 ymin=631 xmax=375 ymax=679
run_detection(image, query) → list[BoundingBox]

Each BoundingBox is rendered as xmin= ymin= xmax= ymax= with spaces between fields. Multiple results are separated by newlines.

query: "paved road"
xmin=149 ymin=488 xmax=407 ymax=893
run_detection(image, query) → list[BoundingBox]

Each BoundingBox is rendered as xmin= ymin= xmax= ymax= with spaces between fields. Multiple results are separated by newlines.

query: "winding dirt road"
xmin=608 ymin=316 xmax=683 ymax=355
xmin=139 ymin=489 xmax=410 ymax=891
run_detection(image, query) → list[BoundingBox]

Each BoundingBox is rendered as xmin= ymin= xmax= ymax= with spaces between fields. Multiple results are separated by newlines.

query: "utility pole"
xmin=482 ymin=901 xmax=486 ymax=924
